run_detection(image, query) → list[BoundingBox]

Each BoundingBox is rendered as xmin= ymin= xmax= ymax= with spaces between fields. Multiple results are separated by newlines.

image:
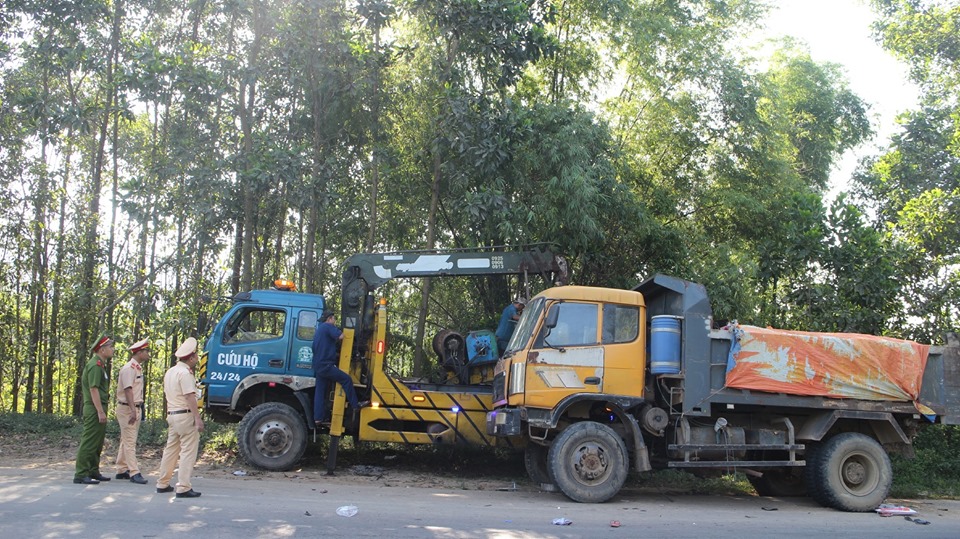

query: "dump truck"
xmin=486 ymin=275 xmax=960 ymax=511
xmin=199 ymin=246 xmax=568 ymax=472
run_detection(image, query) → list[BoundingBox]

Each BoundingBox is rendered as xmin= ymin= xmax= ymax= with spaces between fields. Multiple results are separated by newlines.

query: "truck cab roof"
xmin=233 ymin=289 xmax=326 ymax=310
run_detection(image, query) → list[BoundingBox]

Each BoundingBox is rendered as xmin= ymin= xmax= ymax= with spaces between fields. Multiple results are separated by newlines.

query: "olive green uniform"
xmin=74 ymin=355 xmax=110 ymax=481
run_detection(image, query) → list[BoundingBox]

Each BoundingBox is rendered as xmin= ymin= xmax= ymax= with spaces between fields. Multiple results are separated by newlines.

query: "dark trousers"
xmin=74 ymin=403 xmax=107 ymax=479
xmin=313 ymin=362 xmax=359 ymax=422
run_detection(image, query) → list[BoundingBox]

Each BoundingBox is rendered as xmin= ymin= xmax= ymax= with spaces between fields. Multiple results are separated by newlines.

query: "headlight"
xmin=508 ymin=361 xmax=525 ymax=395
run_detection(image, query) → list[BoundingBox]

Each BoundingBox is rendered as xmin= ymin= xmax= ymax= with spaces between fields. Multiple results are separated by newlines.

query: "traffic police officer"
xmin=156 ymin=337 xmax=204 ymax=498
xmin=115 ymin=338 xmax=150 ymax=484
xmin=73 ymin=335 xmax=114 ymax=485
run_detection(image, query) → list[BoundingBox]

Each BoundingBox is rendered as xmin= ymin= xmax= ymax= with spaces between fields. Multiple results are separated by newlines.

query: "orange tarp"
xmin=725 ymin=325 xmax=930 ymax=403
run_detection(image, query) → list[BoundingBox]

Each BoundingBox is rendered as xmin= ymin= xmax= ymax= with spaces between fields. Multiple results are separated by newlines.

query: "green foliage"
xmin=0 ymin=0 xmax=956 ymax=413
xmin=891 ymin=425 xmax=960 ymax=498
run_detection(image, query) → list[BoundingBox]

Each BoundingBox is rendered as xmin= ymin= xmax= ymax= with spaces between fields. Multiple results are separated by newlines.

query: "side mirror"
xmin=544 ymin=305 xmax=559 ymax=329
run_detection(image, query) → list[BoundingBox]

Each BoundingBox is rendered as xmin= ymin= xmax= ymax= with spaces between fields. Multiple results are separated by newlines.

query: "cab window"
xmin=223 ymin=308 xmax=286 ymax=344
xmin=602 ymin=304 xmax=639 ymax=344
xmin=536 ymin=302 xmax=599 ymax=348
xmin=298 ymin=311 xmax=319 ymax=340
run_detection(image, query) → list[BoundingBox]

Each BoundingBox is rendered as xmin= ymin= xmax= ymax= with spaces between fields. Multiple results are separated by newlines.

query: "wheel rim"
xmin=571 ymin=442 xmax=610 ymax=484
xmin=254 ymin=419 xmax=294 ymax=458
xmin=839 ymin=451 xmax=878 ymax=495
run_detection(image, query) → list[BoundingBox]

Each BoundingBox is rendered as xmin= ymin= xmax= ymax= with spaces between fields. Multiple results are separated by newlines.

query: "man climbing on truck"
xmin=495 ymin=297 xmax=526 ymax=355
xmin=312 ymin=309 xmax=366 ymax=427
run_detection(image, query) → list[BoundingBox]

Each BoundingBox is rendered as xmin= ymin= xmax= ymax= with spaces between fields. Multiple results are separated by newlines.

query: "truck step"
xmin=668 ymin=443 xmax=804 ymax=451
xmin=668 ymin=460 xmax=805 ymax=468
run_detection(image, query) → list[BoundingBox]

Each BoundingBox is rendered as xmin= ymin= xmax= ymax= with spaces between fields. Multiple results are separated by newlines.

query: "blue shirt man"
xmin=312 ymin=310 xmax=366 ymax=427
xmin=495 ymin=297 xmax=526 ymax=355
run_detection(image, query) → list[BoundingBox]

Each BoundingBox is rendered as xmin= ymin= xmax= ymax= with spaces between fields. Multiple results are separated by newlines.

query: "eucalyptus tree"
xmin=393 ymin=0 xmax=553 ymax=373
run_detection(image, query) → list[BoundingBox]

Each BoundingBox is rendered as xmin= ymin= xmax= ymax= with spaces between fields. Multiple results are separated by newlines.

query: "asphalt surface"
xmin=1 ymin=465 xmax=958 ymax=538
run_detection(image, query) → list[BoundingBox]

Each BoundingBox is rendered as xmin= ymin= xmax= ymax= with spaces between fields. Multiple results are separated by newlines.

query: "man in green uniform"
xmin=73 ymin=335 xmax=115 ymax=485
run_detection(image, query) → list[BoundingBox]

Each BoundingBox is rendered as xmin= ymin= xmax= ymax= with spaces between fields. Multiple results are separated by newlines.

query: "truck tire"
xmin=748 ymin=467 xmax=807 ymax=497
xmin=524 ymin=443 xmax=553 ymax=486
xmin=237 ymin=402 xmax=308 ymax=471
xmin=547 ymin=422 xmax=628 ymax=503
xmin=807 ymin=433 xmax=892 ymax=512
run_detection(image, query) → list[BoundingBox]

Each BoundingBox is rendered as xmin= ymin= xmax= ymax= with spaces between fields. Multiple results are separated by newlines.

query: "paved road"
xmin=1 ymin=466 xmax=958 ymax=538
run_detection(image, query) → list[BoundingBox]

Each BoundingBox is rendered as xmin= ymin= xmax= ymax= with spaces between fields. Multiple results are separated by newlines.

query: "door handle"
xmin=584 ymin=377 xmax=601 ymax=385
xmin=268 ymin=358 xmax=284 ymax=368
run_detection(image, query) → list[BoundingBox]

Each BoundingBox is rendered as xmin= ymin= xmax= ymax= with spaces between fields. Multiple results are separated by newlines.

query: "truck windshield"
xmin=504 ymin=297 xmax=544 ymax=353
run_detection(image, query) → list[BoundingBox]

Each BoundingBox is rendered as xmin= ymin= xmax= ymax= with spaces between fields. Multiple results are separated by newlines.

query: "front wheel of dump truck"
xmin=237 ymin=402 xmax=308 ymax=471
xmin=547 ymin=421 xmax=628 ymax=503
xmin=808 ymin=432 xmax=892 ymax=512
xmin=524 ymin=442 xmax=553 ymax=486
xmin=748 ymin=466 xmax=807 ymax=497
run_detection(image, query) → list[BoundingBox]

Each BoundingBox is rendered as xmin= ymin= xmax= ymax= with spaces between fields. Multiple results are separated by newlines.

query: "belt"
xmin=118 ymin=402 xmax=143 ymax=405
xmin=167 ymin=410 xmax=190 ymax=415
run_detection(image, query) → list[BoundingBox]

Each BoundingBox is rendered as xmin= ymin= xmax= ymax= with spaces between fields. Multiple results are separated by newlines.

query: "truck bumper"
xmin=486 ymin=408 xmax=522 ymax=436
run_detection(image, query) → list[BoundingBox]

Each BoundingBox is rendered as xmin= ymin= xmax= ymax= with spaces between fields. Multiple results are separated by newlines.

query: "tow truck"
xmin=199 ymin=246 xmax=568 ymax=471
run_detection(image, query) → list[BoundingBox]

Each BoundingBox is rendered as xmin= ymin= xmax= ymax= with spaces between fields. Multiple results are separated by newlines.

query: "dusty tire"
xmin=237 ymin=402 xmax=308 ymax=471
xmin=524 ymin=443 xmax=553 ymax=485
xmin=807 ymin=433 xmax=892 ymax=512
xmin=547 ymin=422 xmax=628 ymax=503
xmin=748 ymin=467 xmax=807 ymax=497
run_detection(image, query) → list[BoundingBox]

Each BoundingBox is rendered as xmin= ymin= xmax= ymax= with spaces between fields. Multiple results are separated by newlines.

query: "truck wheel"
xmin=748 ymin=467 xmax=807 ymax=497
xmin=237 ymin=402 xmax=308 ymax=471
xmin=524 ymin=443 xmax=552 ymax=486
xmin=547 ymin=422 xmax=628 ymax=503
xmin=808 ymin=433 xmax=892 ymax=512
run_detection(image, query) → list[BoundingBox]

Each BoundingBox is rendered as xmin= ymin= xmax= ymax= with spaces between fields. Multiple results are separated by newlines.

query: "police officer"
xmin=156 ymin=337 xmax=204 ymax=498
xmin=115 ymin=338 xmax=150 ymax=484
xmin=73 ymin=335 xmax=114 ymax=485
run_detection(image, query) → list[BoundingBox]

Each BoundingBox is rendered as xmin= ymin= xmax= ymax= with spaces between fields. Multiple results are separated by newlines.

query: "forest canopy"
xmin=0 ymin=0 xmax=957 ymax=415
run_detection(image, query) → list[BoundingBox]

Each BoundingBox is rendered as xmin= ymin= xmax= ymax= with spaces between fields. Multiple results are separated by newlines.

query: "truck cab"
xmin=200 ymin=285 xmax=327 ymax=470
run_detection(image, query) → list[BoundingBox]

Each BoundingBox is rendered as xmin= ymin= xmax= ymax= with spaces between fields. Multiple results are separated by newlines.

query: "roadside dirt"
xmin=0 ymin=432 xmax=531 ymax=493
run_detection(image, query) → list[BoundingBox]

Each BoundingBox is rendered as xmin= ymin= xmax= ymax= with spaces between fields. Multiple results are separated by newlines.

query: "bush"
xmin=891 ymin=424 xmax=960 ymax=498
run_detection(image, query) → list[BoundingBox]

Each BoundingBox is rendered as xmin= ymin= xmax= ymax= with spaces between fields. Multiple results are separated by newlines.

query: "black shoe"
xmin=73 ymin=476 xmax=100 ymax=485
xmin=156 ymin=486 xmax=174 ymax=493
xmin=175 ymin=489 xmax=201 ymax=498
xmin=93 ymin=473 xmax=111 ymax=482
xmin=130 ymin=473 xmax=148 ymax=485
xmin=115 ymin=472 xmax=131 ymax=480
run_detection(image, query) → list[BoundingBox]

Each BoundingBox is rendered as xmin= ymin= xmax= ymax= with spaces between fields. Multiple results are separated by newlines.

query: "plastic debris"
xmin=905 ymin=517 xmax=931 ymax=525
xmin=336 ymin=505 xmax=359 ymax=517
xmin=233 ymin=470 xmax=247 ymax=476
xmin=552 ymin=518 xmax=572 ymax=526
xmin=349 ymin=465 xmax=385 ymax=477
xmin=497 ymin=481 xmax=518 ymax=491
xmin=875 ymin=504 xmax=917 ymax=516
xmin=610 ymin=520 xmax=621 ymax=528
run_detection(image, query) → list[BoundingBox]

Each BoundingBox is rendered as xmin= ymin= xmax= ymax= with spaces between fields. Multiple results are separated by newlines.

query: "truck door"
xmin=205 ymin=305 xmax=289 ymax=405
xmin=291 ymin=309 xmax=319 ymax=376
xmin=524 ymin=301 xmax=604 ymax=408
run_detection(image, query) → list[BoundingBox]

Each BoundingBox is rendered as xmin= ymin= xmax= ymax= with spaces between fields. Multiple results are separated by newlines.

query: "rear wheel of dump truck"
xmin=237 ymin=402 xmax=308 ymax=471
xmin=748 ymin=467 xmax=807 ymax=497
xmin=807 ymin=433 xmax=892 ymax=512
xmin=524 ymin=442 xmax=552 ymax=486
xmin=547 ymin=421 xmax=628 ymax=503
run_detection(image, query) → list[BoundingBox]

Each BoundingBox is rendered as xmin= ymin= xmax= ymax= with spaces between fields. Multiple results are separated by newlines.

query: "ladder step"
xmin=668 ymin=460 xmax=805 ymax=468
xmin=668 ymin=444 xmax=804 ymax=451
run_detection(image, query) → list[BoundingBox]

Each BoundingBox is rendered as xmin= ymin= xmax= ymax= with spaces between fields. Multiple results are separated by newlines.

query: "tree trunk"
xmin=413 ymin=152 xmax=444 ymax=376
xmin=75 ymin=0 xmax=123 ymax=414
